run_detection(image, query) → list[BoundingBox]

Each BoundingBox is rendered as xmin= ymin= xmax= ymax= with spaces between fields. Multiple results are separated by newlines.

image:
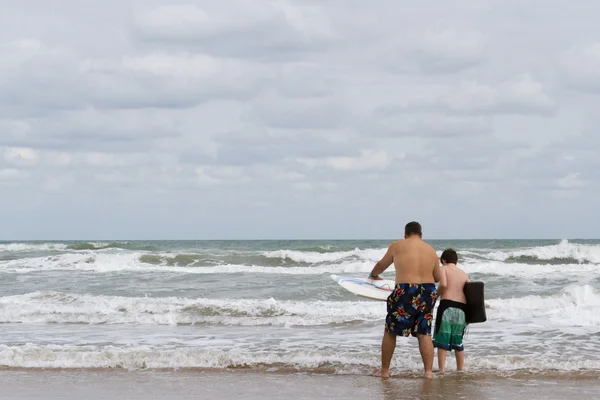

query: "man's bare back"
xmin=369 ymin=237 xmax=441 ymax=285
xmin=438 ymin=262 xmax=470 ymax=304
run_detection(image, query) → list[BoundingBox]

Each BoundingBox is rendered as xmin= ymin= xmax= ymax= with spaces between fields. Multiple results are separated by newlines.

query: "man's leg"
xmin=379 ymin=330 xmax=397 ymax=378
xmin=416 ymin=334 xmax=434 ymax=378
xmin=437 ymin=348 xmax=447 ymax=373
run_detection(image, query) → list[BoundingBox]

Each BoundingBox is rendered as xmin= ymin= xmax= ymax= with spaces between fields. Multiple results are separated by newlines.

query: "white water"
xmin=0 ymin=292 xmax=385 ymax=326
xmin=1 ymin=239 xmax=600 ymax=374
xmin=1 ymin=343 xmax=598 ymax=372
xmin=0 ymin=242 xmax=70 ymax=252
xmin=486 ymin=239 xmax=600 ymax=264
xmin=1 ymin=286 xmax=600 ymax=327
xmin=2 ymin=252 xmax=600 ymax=280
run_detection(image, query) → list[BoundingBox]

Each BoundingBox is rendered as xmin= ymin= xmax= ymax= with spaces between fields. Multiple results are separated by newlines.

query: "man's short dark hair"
xmin=440 ymin=248 xmax=458 ymax=264
xmin=404 ymin=221 xmax=422 ymax=236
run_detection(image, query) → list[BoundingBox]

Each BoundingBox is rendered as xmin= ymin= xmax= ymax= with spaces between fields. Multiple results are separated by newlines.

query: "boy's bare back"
xmin=440 ymin=263 xmax=470 ymax=303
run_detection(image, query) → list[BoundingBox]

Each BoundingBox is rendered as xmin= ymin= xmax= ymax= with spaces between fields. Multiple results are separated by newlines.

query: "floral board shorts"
xmin=385 ymin=283 xmax=438 ymax=337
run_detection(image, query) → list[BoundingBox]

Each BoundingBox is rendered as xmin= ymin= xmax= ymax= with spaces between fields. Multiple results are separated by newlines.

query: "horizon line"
xmin=0 ymin=237 xmax=591 ymax=241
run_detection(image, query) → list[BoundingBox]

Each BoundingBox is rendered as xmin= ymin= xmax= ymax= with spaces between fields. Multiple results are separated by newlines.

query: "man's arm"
xmin=432 ymin=251 xmax=442 ymax=283
xmin=368 ymin=245 xmax=394 ymax=280
xmin=432 ymin=250 xmax=447 ymax=293
xmin=436 ymin=266 xmax=447 ymax=296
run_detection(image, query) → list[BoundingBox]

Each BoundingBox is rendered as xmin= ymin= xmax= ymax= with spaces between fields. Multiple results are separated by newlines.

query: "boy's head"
xmin=440 ymin=248 xmax=458 ymax=265
xmin=404 ymin=221 xmax=422 ymax=238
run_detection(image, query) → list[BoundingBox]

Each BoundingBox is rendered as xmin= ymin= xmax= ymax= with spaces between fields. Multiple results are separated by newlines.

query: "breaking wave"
xmin=263 ymin=248 xmax=385 ymax=264
xmin=485 ymin=240 xmax=600 ymax=264
xmin=486 ymin=285 xmax=600 ymax=326
xmin=2 ymin=254 xmax=600 ymax=280
xmin=0 ymin=344 xmax=598 ymax=373
xmin=2 ymin=285 xmax=599 ymax=327
xmin=0 ymin=292 xmax=385 ymax=326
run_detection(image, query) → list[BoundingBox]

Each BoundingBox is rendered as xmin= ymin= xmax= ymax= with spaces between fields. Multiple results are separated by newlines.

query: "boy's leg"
xmin=455 ymin=349 xmax=464 ymax=371
xmin=453 ymin=310 xmax=467 ymax=371
xmin=437 ymin=348 xmax=447 ymax=373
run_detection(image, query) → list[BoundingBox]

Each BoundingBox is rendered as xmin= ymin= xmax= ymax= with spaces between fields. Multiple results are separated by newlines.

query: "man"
xmin=368 ymin=221 xmax=443 ymax=378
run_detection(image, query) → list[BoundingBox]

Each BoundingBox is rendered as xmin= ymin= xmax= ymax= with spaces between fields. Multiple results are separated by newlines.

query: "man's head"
xmin=440 ymin=248 xmax=458 ymax=265
xmin=404 ymin=221 xmax=422 ymax=239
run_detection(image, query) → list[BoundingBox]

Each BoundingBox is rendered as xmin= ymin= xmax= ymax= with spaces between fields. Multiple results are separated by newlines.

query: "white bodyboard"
xmin=330 ymin=274 xmax=395 ymax=301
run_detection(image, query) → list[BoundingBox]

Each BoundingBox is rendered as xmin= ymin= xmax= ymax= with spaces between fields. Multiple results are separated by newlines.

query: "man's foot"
xmin=424 ymin=371 xmax=434 ymax=379
xmin=372 ymin=368 xmax=390 ymax=378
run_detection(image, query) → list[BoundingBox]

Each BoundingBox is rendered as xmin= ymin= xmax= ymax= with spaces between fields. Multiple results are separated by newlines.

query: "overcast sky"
xmin=1 ymin=0 xmax=599 ymax=240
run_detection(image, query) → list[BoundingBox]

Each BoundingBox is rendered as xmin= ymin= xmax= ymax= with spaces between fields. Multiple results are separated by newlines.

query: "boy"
xmin=433 ymin=248 xmax=470 ymax=373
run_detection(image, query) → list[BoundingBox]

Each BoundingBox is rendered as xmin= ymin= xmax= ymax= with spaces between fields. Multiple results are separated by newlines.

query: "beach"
xmin=2 ymin=369 xmax=600 ymax=400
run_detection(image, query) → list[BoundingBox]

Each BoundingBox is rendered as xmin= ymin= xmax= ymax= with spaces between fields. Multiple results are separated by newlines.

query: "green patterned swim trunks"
xmin=433 ymin=300 xmax=468 ymax=352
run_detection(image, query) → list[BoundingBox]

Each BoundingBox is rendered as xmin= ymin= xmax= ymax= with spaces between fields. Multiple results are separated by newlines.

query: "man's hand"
xmin=369 ymin=273 xmax=384 ymax=281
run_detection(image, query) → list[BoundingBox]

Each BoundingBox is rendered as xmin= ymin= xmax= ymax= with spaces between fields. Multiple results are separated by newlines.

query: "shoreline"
xmin=1 ymin=368 xmax=599 ymax=400
xmin=1 ymin=365 xmax=599 ymax=380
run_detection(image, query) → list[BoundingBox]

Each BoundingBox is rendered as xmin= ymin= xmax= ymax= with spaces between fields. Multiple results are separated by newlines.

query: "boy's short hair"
xmin=440 ymin=248 xmax=458 ymax=264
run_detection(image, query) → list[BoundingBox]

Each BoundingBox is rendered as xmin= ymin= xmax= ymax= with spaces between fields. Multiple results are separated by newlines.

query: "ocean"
xmin=1 ymin=239 xmax=599 ymax=377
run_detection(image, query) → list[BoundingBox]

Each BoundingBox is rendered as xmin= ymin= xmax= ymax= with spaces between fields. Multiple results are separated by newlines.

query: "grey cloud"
xmin=377 ymin=75 xmax=556 ymax=117
xmin=520 ymin=114 xmax=600 ymax=182
xmin=243 ymin=93 xmax=352 ymax=130
xmin=132 ymin=2 xmax=338 ymax=61
xmin=366 ymin=113 xmax=493 ymax=138
xmin=268 ymin=63 xmax=346 ymax=99
xmin=0 ymin=108 xmax=184 ymax=152
xmin=0 ymin=40 xmax=271 ymax=118
xmin=395 ymin=29 xmax=487 ymax=75
xmin=521 ymin=142 xmax=600 ymax=187
xmin=83 ymin=54 xmax=270 ymax=109
xmin=559 ymin=43 xmax=600 ymax=94
xmin=385 ymin=137 xmax=529 ymax=182
xmin=131 ymin=1 xmax=490 ymax=76
xmin=180 ymin=126 xmax=362 ymax=167
xmin=310 ymin=1 xmax=491 ymax=75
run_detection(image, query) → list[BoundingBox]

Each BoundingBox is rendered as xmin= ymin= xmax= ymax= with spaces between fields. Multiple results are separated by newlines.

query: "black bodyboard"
xmin=463 ymin=281 xmax=486 ymax=324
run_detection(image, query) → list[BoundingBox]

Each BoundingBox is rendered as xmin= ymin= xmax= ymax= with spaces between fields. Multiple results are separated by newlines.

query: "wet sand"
xmin=1 ymin=369 xmax=600 ymax=400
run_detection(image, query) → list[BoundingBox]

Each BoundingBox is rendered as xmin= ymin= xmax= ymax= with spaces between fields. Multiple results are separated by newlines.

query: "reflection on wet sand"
xmin=377 ymin=372 xmax=600 ymax=400
xmin=380 ymin=373 xmax=481 ymax=400
xmin=2 ymin=369 xmax=600 ymax=400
